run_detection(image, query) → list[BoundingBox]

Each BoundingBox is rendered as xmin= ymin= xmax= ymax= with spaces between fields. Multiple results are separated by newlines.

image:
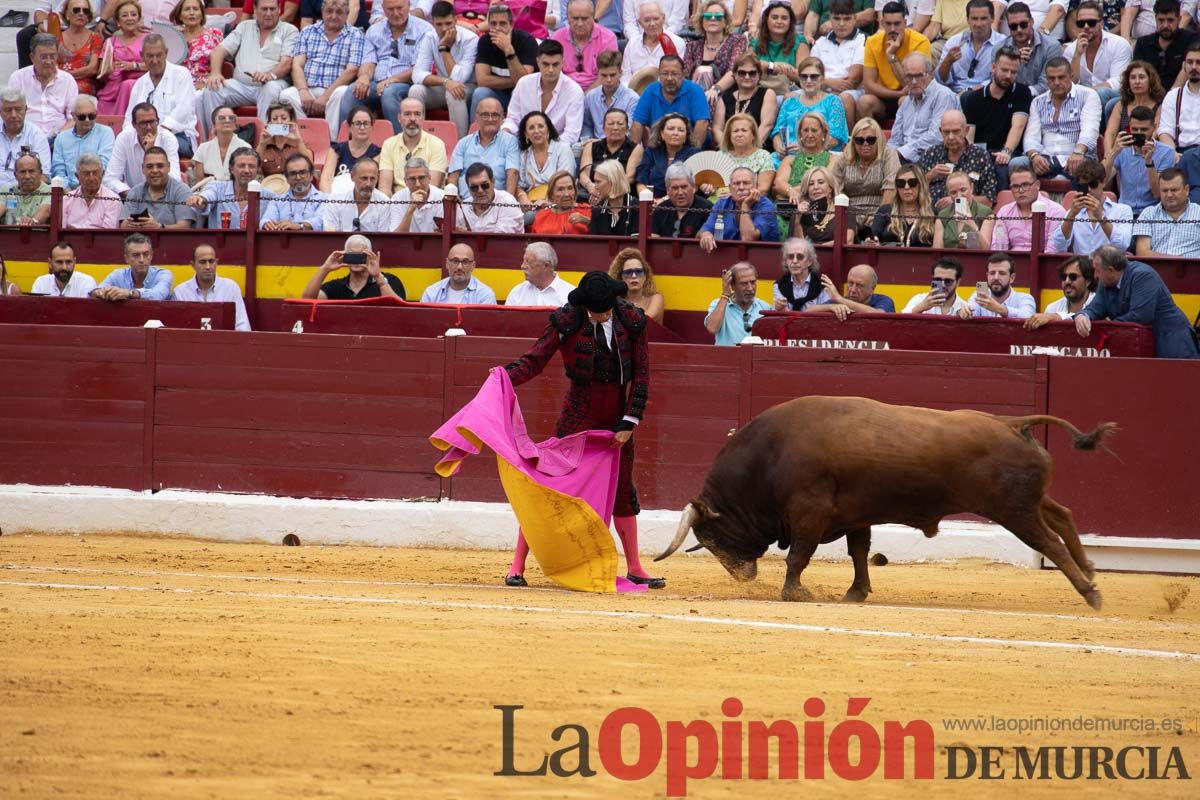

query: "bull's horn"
xmin=655 ymin=504 xmax=697 ymax=562
xmin=685 ymin=543 xmax=705 ymax=552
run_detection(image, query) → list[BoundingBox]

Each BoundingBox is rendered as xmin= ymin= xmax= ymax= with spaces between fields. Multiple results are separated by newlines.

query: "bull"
xmin=656 ymin=396 xmax=1116 ymax=609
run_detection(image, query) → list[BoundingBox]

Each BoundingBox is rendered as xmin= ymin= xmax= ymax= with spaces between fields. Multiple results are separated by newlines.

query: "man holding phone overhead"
xmin=300 ymin=233 xmax=407 ymax=300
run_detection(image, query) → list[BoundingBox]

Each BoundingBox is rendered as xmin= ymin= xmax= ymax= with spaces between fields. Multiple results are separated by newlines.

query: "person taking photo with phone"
xmin=301 ymin=233 xmax=406 ymax=299
xmin=903 ymin=256 xmax=971 ymax=317
xmin=968 ymin=252 xmax=1036 ymax=318
xmin=1103 ymin=105 xmax=1177 ymax=217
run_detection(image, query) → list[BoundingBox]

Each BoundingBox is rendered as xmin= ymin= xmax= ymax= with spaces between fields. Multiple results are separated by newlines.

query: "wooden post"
xmin=49 ymin=180 xmax=64 ymax=241
xmin=831 ymin=193 xmax=849 ymax=286
xmin=637 ymin=188 xmax=653 ymax=254
xmin=1031 ymin=199 xmax=1046 ymax=306
xmin=245 ymin=182 xmax=261 ymax=318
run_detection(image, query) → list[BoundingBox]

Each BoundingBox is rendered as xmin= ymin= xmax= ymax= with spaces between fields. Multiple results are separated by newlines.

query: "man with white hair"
xmin=623 ymin=0 xmax=688 ymax=40
xmin=392 ymin=157 xmax=445 ymax=233
xmin=6 ymin=33 xmax=77 ymax=140
xmin=301 ymin=233 xmax=407 ymax=299
xmin=890 ymin=52 xmax=961 ymax=162
xmin=622 ymin=2 xmax=686 ymax=81
xmin=0 ymin=89 xmax=52 ymax=186
xmin=62 ymin=153 xmax=121 ymax=229
xmin=506 ymin=242 xmax=576 ymax=306
xmin=52 ymin=95 xmax=114 ymax=189
xmin=124 ymin=34 xmax=199 ymax=158
xmin=650 ymin=162 xmax=713 ymax=238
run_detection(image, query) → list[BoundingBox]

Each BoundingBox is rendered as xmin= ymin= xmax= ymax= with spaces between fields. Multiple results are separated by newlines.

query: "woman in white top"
xmin=514 ymin=110 xmax=577 ymax=217
xmin=192 ymin=105 xmax=252 ymax=184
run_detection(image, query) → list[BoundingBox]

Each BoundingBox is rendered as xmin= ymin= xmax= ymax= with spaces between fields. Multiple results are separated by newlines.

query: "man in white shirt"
xmin=104 ymin=103 xmax=182 ymax=196
xmin=1062 ymin=0 xmax=1130 ymax=120
xmin=0 ymin=89 xmax=52 ymax=186
xmin=1049 ymin=158 xmax=1134 ymax=254
xmin=903 ymin=256 xmax=972 ymax=316
xmin=502 ymin=40 xmax=585 ymax=147
xmin=323 ymin=157 xmax=396 ymax=232
xmin=409 ymin=1 xmax=478 ymax=138
xmin=622 ymin=1 xmax=686 ymax=82
xmin=506 ymin=242 xmax=576 ymax=306
xmin=623 ymin=0 xmax=688 ymax=39
xmin=124 ymin=35 xmax=199 ymax=158
xmin=1017 ymin=57 xmax=1101 ymax=186
xmin=392 ymin=157 xmax=445 ymax=232
xmin=172 ymin=244 xmax=252 ymax=332
xmin=1024 ymin=255 xmax=1096 ymax=329
xmin=810 ymin=1 xmax=866 ymax=124
xmin=967 ymin=253 xmax=1037 ymax=318
xmin=31 ymin=241 xmax=98 ymax=298
xmin=454 ymin=163 xmax=524 ymax=233
xmin=1157 ymin=40 xmax=1200 ymax=152
xmin=5 ymin=33 xmax=78 ymax=140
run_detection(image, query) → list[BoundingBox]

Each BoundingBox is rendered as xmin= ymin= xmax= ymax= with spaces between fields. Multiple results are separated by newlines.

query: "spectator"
xmin=1156 ymin=41 xmax=1200 ymax=152
xmin=588 ymin=160 xmax=639 ymax=236
xmin=773 ymin=57 xmax=850 ymax=154
xmin=1076 ymin=244 xmax=1200 ymax=358
xmin=773 ymin=237 xmax=832 ymax=311
xmin=1050 ymin=158 xmax=1134 ymax=253
xmin=687 ymin=1 xmax=749 ymax=94
xmin=62 ymin=153 xmax=120 ymax=230
xmin=31 ymin=241 xmax=97 ymax=298
xmin=581 ymin=51 xmax=641 ymax=143
xmin=104 ymin=102 xmax=182 ymax=196
xmin=378 ymin=98 xmax=448 ymax=194
xmin=812 ymin=263 xmax=898 ymax=320
xmin=1131 ymin=1 xmax=1195 ymax=92
xmin=507 ymin=241 xmax=575 ymax=306
xmin=869 ymin=163 xmax=936 ymax=246
xmin=1018 ymin=57 xmax=1102 ymax=186
xmin=258 ymin=102 xmax=315 ymax=178
xmin=392 ymin=156 xmax=445 ymax=233
xmin=579 ymin=109 xmax=643 ymax=202
xmin=902 ymin=255 xmax=972 ymax=316
xmin=446 ymin=98 xmax=519 ymax=197
xmin=175 ymin=0 xmax=224 ymax=89
xmin=807 ymin=0 xmax=877 ymax=41
xmin=96 ymin=0 xmax=147 ymax=117
xmin=8 ymin=33 xmax=78 ymax=141
xmin=52 ymin=95 xmax=115 ymax=189
xmin=721 ymin=113 xmax=775 ymax=196
xmin=651 ymin=163 xmax=713 ymax=238
xmin=471 ymin=3 xmax=538 ymax=119
xmin=890 ymin=53 xmax=961 ymax=164
xmin=196 ymin=0 xmax=298 ymax=139
xmin=119 ymin=146 xmax=199 ymax=229
xmin=1102 ymin=61 xmax=1165 ymax=158
xmin=302 ymin=233 xmax=406 ymax=299
xmin=1001 ymin=2 xmax=1063 ymax=97
xmin=608 ymin=247 xmax=664 ymax=324
xmin=1105 ymin=106 xmax=1177 ymax=216
xmin=323 ymin=157 xmax=394 ymax=232
xmin=420 ymin=243 xmax=498 ymax=304
xmin=918 ymin=109 xmax=997 ymax=205
xmin=1132 ymin=167 xmax=1200 ymax=256
xmin=1063 ymin=0 xmax=1131 ymax=121
xmin=262 ymin=152 xmax=327 ymax=230
xmin=1 ymin=154 xmax=52 ymax=226
xmin=832 ymin=116 xmax=900 ymax=232
xmin=933 ymin=170 xmax=995 ymax=248
xmin=99 ymin=0 xmax=178 ymax=26
xmin=699 ymin=165 xmax=782 ymax=250
xmin=318 ymin=105 xmax=383 ymax=194
xmin=1023 ymin=0 xmax=1069 ymax=39
xmin=749 ymin=2 xmax=810 ymax=93
xmin=173 ymin=244 xmax=252 ymax=332
xmin=859 ymin=1 xmax=932 ymax=123
xmin=1069 ymin=0 xmax=1125 ymax=35
xmin=631 ymin=55 xmax=711 ymax=149
xmin=92 ymin=233 xmax=173 ymax=302
xmin=809 ymin=0 xmax=868 ymax=129
xmin=624 ymin=0 xmax=689 ymax=40
xmin=514 ymin=110 xmax=578 ymax=218
xmin=790 ymin=166 xmax=845 ymax=245
xmin=0 ymin=90 xmax=52 ymax=187
xmin=188 ymin=148 xmax=273 ymax=229
xmin=531 ymin=171 xmax=591 ymax=234
xmin=1123 ymin=0 xmax=1193 ymax=45
xmin=410 ymin=1 xmax=478 ymax=138
xmin=194 ymin=106 xmax=254 ymax=184
xmin=634 ymin=113 xmax=699 ymax=198
xmin=936 ymin=0 xmax=1005 ymax=94
xmin=305 ymin=0 xmax=370 ymax=28
xmin=713 ymin=54 xmax=779 ymax=148
xmin=281 ymin=0 xmax=364 ymax=138
xmin=967 ymin=252 xmax=1036 ymax=318
xmin=1024 ymin=254 xmax=1096 ymax=326
xmin=502 ymin=41 xmax=585 ymax=149
xmin=553 ymin=0 xmax=618 ymax=91
xmin=991 ymin=164 xmax=1068 ymax=251
xmin=0 ymin=255 xmax=18 ymax=296
xmin=961 ymin=45 xmax=1032 ymax=191
xmin=337 ymin=0 xmax=434 ymax=138
xmin=124 ymin=35 xmax=198 ymax=159
xmin=56 ymin=2 xmax=105 ymax=97
xmin=705 ymin=261 xmax=771 ymax=345
xmin=455 ymin=162 xmax=525 ymax=232
xmin=622 ymin=2 xmax=687 ymax=83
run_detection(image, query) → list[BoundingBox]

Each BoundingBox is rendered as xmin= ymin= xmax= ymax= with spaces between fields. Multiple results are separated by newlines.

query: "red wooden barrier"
xmin=0 ymin=296 xmax=237 ymax=330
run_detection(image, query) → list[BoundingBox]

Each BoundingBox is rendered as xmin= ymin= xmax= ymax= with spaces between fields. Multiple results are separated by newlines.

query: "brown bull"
xmin=656 ymin=396 xmax=1117 ymax=609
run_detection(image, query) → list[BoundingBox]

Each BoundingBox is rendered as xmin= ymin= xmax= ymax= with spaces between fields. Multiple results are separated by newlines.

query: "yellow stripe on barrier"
xmin=5 ymin=262 xmax=247 ymax=293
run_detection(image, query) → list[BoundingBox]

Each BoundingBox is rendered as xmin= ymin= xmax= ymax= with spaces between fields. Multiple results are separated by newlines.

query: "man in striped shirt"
xmin=279 ymin=0 xmax=365 ymax=137
xmin=1014 ymin=57 xmax=1101 ymax=189
xmin=1132 ymin=167 xmax=1200 ymax=257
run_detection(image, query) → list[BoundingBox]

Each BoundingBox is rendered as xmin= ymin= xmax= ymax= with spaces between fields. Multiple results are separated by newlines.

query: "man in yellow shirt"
xmin=859 ymin=1 xmax=932 ymax=122
xmin=378 ymin=97 xmax=448 ymax=194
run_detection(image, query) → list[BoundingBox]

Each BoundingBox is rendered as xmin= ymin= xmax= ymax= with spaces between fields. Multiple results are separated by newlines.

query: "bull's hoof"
xmin=781 ymin=584 xmax=813 ymax=602
xmin=1083 ymin=561 xmax=1097 ymax=582
xmin=842 ymin=585 xmax=871 ymax=603
xmin=1084 ymin=588 xmax=1103 ymax=611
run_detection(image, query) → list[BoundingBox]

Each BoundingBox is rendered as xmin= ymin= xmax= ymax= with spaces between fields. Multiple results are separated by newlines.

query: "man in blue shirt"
xmin=339 ymin=0 xmax=435 ymax=135
xmin=698 ymin=167 xmax=782 ymax=250
xmin=262 ymin=153 xmax=327 ymax=230
xmin=705 ymin=261 xmax=772 ymax=346
xmin=810 ymin=264 xmax=898 ymax=319
xmin=420 ymin=243 xmax=498 ymax=303
xmin=581 ymin=51 xmax=639 ymax=141
xmin=1105 ymin=106 xmax=1177 ymax=216
xmin=630 ymin=55 xmax=710 ymax=148
xmin=446 ymin=97 xmax=519 ymax=196
xmin=52 ymin=96 xmax=115 ymax=189
xmin=91 ymin=233 xmax=175 ymax=302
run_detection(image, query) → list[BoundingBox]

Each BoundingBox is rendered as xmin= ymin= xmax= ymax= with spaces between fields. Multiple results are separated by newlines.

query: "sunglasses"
xmin=622 ymin=268 xmax=645 ymax=277
xmin=742 ymin=311 xmax=753 ymax=333
xmin=1086 ymin=178 xmax=1103 ymax=190
xmin=896 ymin=177 xmax=921 ymax=188
xmin=75 ymin=112 xmax=96 ymax=120
xmin=70 ymin=6 xmax=91 ymax=13
xmin=735 ymin=69 xmax=759 ymax=77
xmin=352 ymin=217 xmax=361 ymax=231
xmin=1077 ymin=18 xmax=1100 ymax=27
xmin=1062 ymin=273 xmax=1084 ymax=282
xmin=702 ymin=12 xmax=725 ymax=20
xmin=967 ymin=57 xmax=979 ymax=78
xmin=799 ymin=73 xmax=822 ymax=81
xmin=1008 ymin=19 xmax=1030 ymax=29
xmin=468 ymin=182 xmax=491 ymax=192
xmin=853 ymin=135 xmax=877 ymax=145
xmin=931 ymin=277 xmax=956 ymax=286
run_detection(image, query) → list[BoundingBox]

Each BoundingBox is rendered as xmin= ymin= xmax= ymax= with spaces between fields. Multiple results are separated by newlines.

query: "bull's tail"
xmin=1001 ymin=415 xmax=1119 ymax=452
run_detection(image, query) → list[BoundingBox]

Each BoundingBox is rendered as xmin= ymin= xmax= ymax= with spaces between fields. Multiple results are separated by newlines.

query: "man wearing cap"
xmin=502 ymin=271 xmax=663 ymax=590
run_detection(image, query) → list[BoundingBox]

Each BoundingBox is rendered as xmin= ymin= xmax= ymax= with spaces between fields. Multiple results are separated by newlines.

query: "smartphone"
xmin=976 ymin=281 xmax=989 ymax=298
xmin=342 ymin=252 xmax=367 ymax=265
xmin=1130 ymin=133 xmax=1146 ymax=148
xmin=930 ymin=279 xmax=944 ymax=295
xmin=954 ymin=196 xmax=970 ymax=217
xmin=266 ymin=123 xmax=291 ymax=137
xmin=129 ymin=210 xmax=149 ymax=220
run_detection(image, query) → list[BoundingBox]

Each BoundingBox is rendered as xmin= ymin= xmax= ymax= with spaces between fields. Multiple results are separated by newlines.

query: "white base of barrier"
xmin=1 ymin=484 xmax=1195 ymax=573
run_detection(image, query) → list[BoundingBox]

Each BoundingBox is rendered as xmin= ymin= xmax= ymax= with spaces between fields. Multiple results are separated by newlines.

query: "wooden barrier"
xmin=0 ymin=296 xmax=237 ymax=330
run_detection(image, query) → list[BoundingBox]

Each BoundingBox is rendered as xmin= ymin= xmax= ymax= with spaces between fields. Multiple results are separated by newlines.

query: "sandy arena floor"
xmin=1 ymin=533 xmax=1198 ymax=799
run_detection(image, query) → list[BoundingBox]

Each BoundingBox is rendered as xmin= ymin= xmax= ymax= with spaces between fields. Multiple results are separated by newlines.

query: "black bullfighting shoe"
xmin=626 ymin=573 xmax=666 ymax=589
xmin=504 ymin=574 xmax=528 ymax=587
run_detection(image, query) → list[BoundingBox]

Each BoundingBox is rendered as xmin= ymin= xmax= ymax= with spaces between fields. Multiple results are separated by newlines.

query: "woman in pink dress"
xmin=97 ymin=0 xmax=147 ymax=116
xmin=174 ymin=0 xmax=224 ymax=88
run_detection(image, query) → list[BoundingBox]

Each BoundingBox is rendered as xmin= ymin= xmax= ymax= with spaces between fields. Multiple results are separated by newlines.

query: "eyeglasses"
xmin=903 ymin=72 xmax=927 ymax=82
xmin=447 ymin=257 xmax=475 ymax=266
xmin=735 ymin=69 xmax=759 ymax=78
xmin=214 ymin=114 xmax=236 ymax=122
xmin=967 ymin=57 xmax=979 ymax=78
xmin=1008 ymin=19 xmax=1030 ymax=29
xmin=622 ymin=268 xmax=645 ymax=277
xmin=702 ymin=12 xmax=725 ymax=20
xmin=1062 ymin=273 xmax=1084 ymax=282
xmin=1077 ymin=18 xmax=1100 ymax=27
xmin=931 ymin=277 xmax=957 ymax=286
xmin=799 ymin=73 xmax=822 ymax=81
xmin=742 ymin=311 xmax=753 ymax=332
xmin=1010 ymin=181 xmax=1035 ymax=190
xmin=476 ymin=112 xmax=502 ymax=119
xmin=853 ymin=135 xmax=877 ymax=145
xmin=75 ymin=112 xmax=96 ymax=120
xmin=350 ymin=120 xmax=372 ymax=128
xmin=896 ymin=177 xmax=921 ymax=188
xmin=573 ymin=44 xmax=584 ymax=64
xmin=285 ymin=170 xmax=310 ymax=177
xmin=784 ymin=252 xmax=807 ymax=261
xmin=468 ymin=181 xmax=491 ymax=192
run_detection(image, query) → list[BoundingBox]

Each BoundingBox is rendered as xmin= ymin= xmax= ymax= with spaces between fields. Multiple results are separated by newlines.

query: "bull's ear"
xmin=692 ymin=499 xmax=721 ymax=520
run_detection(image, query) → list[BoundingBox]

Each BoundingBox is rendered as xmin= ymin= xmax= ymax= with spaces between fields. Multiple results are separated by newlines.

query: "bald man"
xmin=809 ymin=265 xmax=897 ymax=321
xmin=917 ymin=108 xmax=997 ymax=206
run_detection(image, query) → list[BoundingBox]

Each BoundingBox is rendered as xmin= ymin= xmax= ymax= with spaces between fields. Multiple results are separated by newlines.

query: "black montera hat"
xmin=568 ymin=270 xmax=628 ymax=313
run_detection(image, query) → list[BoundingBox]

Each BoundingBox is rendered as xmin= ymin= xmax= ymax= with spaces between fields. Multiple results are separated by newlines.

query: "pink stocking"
xmin=508 ymin=529 xmax=530 ymax=576
xmin=614 ymin=515 xmax=653 ymax=578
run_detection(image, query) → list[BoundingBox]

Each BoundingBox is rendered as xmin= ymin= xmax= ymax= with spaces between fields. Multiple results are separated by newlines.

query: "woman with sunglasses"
xmin=531 ymin=170 xmax=592 ymax=235
xmin=57 ymin=2 xmax=105 ymax=96
xmin=96 ymin=0 xmax=147 ymax=116
xmin=749 ymin=2 xmax=809 ymax=94
xmin=832 ymin=117 xmax=900 ymax=234
xmin=712 ymin=53 xmax=778 ymax=146
xmin=772 ymin=57 xmax=849 ymax=157
xmin=319 ymin=106 xmax=382 ymax=193
xmin=868 ymin=164 xmax=936 ymax=247
xmin=686 ymin=2 xmax=749 ymax=92
xmin=635 ymin=113 xmax=698 ymax=198
xmin=1102 ymin=60 xmax=1164 ymax=157
xmin=608 ymin=247 xmax=664 ymax=324
xmin=720 ymin=113 xmax=775 ymax=195
xmin=258 ymin=102 xmax=313 ymax=177
xmin=173 ymin=0 xmax=224 ymax=89
xmin=579 ymin=109 xmax=643 ymax=205
xmin=773 ymin=112 xmax=839 ymax=200
xmin=590 ymin=160 xmax=639 ymax=236
xmin=193 ymin=105 xmax=254 ymax=184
